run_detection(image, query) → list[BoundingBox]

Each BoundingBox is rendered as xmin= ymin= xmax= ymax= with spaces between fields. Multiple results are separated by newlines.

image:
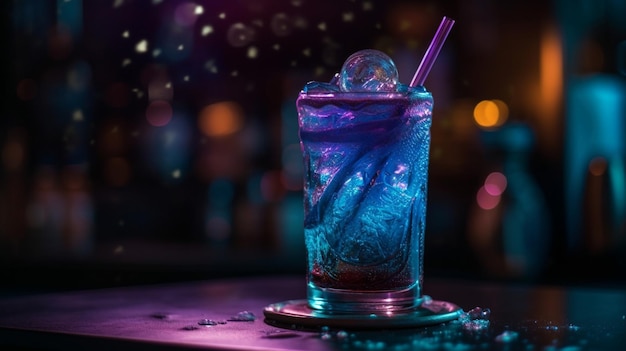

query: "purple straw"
xmin=410 ymin=16 xmax=455 ymax=87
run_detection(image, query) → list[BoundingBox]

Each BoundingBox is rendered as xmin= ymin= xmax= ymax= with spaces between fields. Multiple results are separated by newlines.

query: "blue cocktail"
xmin=298 ymin=49 xmax=433 ymax=313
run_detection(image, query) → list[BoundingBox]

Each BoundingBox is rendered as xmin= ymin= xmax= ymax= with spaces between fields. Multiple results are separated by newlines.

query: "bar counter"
xmin=1 ymin=275 xmax=625 ymax=350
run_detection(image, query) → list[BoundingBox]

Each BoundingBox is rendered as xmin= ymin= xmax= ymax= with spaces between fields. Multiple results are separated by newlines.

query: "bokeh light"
xmin=484 ymin=172 xmax=507 ymax=196
xmin=67 ymin=61 xmax=92 ymax=91
xmin=227 ymin=23 xmax=255 ymax=47
xmin=473 ymin=99 xmax=509 ymax=128
xmin=201 ymin=25 xmax=213 ymax=36
xmin=145 ymin=100 xmax=173 ymax=127
xmin=247 ymin=46 xmax=259 ymax=59
xmin=174 ymin=2 xmax=199 ymax=27
xmin=271 ymin=13 xmax=292 ymax=36
xmin=476 ymin=186 xmax=501 ymax=210
xmin=135 ymin=39 xmax=148 ymax=53
xmin=147 ymin=79 xmax=173 ymax=101
xmin=473 ymin=100 xmax=499 ymax=128
xmin=492 ymin=99 xmax=509 ymax=125
xmin=198 ymin=101 xmax=244 ymax=137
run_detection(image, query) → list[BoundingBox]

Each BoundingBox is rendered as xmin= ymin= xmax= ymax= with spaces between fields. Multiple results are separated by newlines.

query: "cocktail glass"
xmin=265 ymin=17 xmax=460 ymax=328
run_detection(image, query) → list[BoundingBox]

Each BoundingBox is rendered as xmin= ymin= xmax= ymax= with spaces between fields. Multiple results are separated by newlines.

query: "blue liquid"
xmin=297 ymin=90 xmax=432 ymax=312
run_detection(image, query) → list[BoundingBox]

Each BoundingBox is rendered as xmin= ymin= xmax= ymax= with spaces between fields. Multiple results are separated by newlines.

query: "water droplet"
xmin=273 ymin=44 xmax=280 ymax=51
xmin=122 ymin=58 xmax=131 ymax=67
xmin=261 ymin=329 xmax=300 ymax=339
xmin=320 ymin=326 xmax=330 ymax=333
xmin=463 ymin=319 xmax=490 ymax=331
xmin=227 ymin=23 xmax=255 ymax=47
xmin=458 ymin=310 xmax=491 ymax=331
xmin=198 ymin=319 xmax=219 ymax=326
xmin=302 ymin=48 xmax=311 ymax=57
xmin=363 ymin=1 xmax=373 ymax=11
xmin=194 ymin=5 xmax=203 ymax=15
xmin=151 ymin=312 xmax=170 ymax=320
xmin=358 ymin=340 xmax=386 ymax=350
xmin=495 ymin=330 xmax=519 ymax=343
xmin=467 ymin=307 xmax=491 ymax=320
xmin=336 ymin=330 xmax=349 ymax=340
xmin=122 ymin=30 xmax=130 ymax=38
xmin=152 ymin=49 xmax=161 ymax=57
xmin=317 ymin=22 xmax=327 ymax=31
xmin=177 ymin=44 xmax=184 ymax=51
xmin=172 ymin=169 xmax=181 ymax=178
xmin=568 ymin=324 xmax=581 ymax=331
xmin=228 ymin=311 xmax=256 ymax=321
xmin=218 ymin=12 xmax=226 ymax=19
xmin=321 ymin=332 xmax=332 ymax=340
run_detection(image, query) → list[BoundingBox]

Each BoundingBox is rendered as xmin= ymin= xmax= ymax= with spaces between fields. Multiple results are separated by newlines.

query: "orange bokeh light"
xmin=198 ymin=101 xmax=244 ymax=137
xmin=473 ymin=99 xmax=509 ymax=129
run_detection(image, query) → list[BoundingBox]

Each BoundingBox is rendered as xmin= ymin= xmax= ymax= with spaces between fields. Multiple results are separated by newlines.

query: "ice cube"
xmin=337 ymin=182 xmax=413 ymax=265
xmin=339 ymin=49 xmax=399 ymax=92
xmin=303 ymin=81 xmax=341 ymax=94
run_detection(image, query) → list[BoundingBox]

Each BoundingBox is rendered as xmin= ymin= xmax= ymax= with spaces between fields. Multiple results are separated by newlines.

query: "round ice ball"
xmin=339 ymin=49 xmax=399 ymax=92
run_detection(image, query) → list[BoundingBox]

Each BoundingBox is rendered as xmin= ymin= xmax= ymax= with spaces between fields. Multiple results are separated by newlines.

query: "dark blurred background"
xmin=1 ymin=0 xmax=625 ymax=294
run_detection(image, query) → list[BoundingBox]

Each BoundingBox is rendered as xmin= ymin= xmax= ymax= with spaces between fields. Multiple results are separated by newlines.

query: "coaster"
xmin=263 ymin=297 xmax=462 ymax=329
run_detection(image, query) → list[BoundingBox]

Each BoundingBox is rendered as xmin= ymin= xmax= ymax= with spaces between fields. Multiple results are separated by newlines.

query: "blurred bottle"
xmin=582 ymin=156 xmax=626 ymax=271
xmin=565 ymin=74 xmax=626 ymax=272
xmin=468 ymin=123 xmax=551 ymax=279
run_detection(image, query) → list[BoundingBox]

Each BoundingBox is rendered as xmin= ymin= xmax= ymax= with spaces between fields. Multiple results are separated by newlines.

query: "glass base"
xmin=263 ymin=296 xmax=462 ymax=329
xmin=307 ymin=282 xmax=421 ymax=314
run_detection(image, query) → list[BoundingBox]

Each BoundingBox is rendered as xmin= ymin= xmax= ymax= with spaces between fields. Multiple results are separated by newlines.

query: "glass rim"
xmin=298 ymin=89 xmax=432 ymax=100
